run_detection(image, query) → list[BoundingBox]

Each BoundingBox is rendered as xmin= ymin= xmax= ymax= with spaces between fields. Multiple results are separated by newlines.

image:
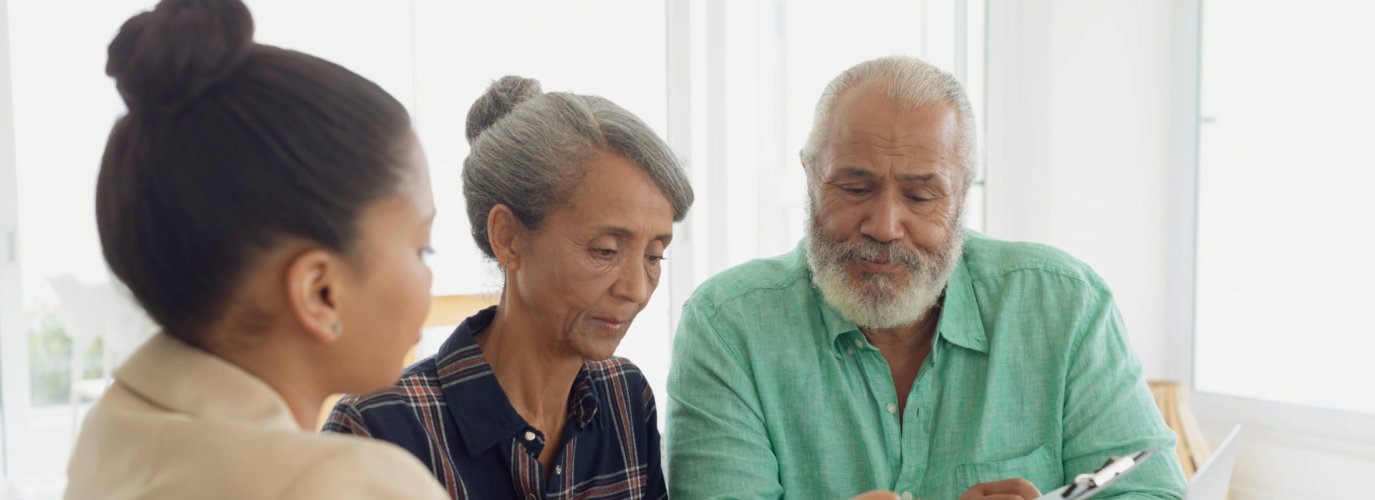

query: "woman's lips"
xmin=591 ymin=317 xmax=628 ymax=333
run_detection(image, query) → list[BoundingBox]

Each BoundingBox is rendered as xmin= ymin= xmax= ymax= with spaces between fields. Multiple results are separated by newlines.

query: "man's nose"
xmin=859 ymin=193 xmax=905 ymax=244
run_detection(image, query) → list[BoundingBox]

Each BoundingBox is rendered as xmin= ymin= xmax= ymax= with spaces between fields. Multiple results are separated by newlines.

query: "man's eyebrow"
xmin=833 ymin=167 xmax=875 ymax=178
xmin=833 ymin=167 xmax=938 ymax=183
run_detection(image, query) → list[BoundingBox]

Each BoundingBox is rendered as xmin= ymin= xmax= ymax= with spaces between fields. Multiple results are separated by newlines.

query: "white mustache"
xmin=832 ymin=239 xmax=925 ymax=269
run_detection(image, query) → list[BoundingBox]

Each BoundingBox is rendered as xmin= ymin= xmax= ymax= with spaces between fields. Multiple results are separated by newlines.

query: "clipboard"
xmin=1032 ymin=448 xmax=1158 ymax=500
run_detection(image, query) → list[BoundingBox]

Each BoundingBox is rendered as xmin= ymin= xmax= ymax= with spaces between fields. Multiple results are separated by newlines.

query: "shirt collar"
xmin=805 ymin=234 xmax=989 ymax=356
xmin=115 ymin=332 xmax=299 ymax=431
xmin=567 ymin=369 xmax=600 ymax=429
xmin=935 ymin=247 xmax=989 ymax=354
xmin=817 ymin=290 xmax=864 ymax=356
xmin=437 ymin=306 xmax=601 ymax=456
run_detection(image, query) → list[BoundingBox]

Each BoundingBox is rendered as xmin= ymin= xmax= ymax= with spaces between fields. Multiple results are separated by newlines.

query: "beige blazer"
xmin=64 ymin=333 xmax=448 ymax=500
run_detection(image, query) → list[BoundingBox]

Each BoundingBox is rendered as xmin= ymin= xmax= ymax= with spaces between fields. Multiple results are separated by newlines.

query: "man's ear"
xmin=487 ymin=204 xmax=523 ymax=272
xmin=802 ymin=155 xmax=824 ymax=202
xmin=284 ymin=248 xmax=344 ymax=344
xmin=802 ymin=152 xmax=826 ymax=185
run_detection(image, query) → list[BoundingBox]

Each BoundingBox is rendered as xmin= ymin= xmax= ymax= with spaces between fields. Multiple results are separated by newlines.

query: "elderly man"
xmin=665 ymin=56 xmax=1186 ymax=500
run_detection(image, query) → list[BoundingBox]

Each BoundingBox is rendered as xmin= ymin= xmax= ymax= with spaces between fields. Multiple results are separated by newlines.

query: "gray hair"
xmin=800 ymin=56 xmax=978 ymax=192
xmin=463 ymin=76 xmax=694 ymax=259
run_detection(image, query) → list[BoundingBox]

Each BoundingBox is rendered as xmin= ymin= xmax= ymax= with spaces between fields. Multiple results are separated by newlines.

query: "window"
xmin=2 ymin=3 xmax=164 ymax=497
xmin=1192 ymin=0 xmax=1375 ymax=448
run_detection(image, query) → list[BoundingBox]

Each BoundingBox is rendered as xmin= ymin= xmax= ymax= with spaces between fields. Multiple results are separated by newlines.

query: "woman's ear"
xmin=487 ymin=204 xmax=523 ymax=272
xmin=284 ymin=248 xmax=345 ymax=344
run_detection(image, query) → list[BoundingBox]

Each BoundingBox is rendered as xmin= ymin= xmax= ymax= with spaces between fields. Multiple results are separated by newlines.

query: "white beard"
xmin=804 ymin=205 xmax=965 ymax=330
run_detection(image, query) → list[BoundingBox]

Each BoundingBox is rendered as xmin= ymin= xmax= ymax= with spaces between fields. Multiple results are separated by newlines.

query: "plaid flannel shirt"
xmin=326 ymin=307 xmax=666 ymax=500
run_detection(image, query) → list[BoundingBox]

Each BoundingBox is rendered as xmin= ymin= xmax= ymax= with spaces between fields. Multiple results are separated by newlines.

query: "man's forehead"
xmin=825 ymin=85 xmax=956 ymax=146
xmin=823 ymin=118 xmax=959 ymax=172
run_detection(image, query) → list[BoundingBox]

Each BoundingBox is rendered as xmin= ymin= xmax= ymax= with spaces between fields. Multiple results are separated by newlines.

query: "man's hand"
xmin=955 ymin=478 xmax=1041 ymax=500
xmin=849 ymin=491 xmax=900 ymax=500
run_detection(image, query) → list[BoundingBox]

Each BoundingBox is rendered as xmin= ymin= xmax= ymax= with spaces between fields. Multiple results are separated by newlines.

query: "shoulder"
xmin=960 ymin=230 xmax=1111 ymax=295
xmin=684 ymin=245 xmax=812 ymax=319
xmin=584 ymin=356 xmax=651 ymax=394
xmin=584 ymin=356 xmax=656 ymax=410
xmin=277 ymin=436 xmax=448 ymax=499
xmin=70 ymin=401 xmax=445 ymax=499
xmin=956 ymin=231 xmax=1124 ymax=356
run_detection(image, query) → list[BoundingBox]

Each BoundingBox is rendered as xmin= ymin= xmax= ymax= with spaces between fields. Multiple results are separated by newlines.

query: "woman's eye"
xmin=646 ymin=255 xmax=665 ymax=264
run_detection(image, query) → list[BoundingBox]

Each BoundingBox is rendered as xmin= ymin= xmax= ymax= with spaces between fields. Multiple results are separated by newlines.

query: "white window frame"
xmin=1168 ymin=0 xmax=1375 ymax=457
xmin=1 ymin=0 xmax=31 ymax=483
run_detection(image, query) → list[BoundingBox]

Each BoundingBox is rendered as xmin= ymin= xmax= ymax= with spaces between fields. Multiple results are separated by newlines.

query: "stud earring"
xmin=331 ymin=322 xmax=342 ymax=338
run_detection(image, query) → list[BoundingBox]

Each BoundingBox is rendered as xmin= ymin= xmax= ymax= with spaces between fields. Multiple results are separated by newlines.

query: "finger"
xmin=959 ymin=495 xmax=1035 ymax=500
xmin=849 ymin=491 xmax=900 ymax=500
xmin=959 ymin=478 xmax=1042 ymax=500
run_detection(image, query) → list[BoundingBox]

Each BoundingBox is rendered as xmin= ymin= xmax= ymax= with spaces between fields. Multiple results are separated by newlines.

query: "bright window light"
xmin=1194 ymin=0 xmax=1375 ymax=416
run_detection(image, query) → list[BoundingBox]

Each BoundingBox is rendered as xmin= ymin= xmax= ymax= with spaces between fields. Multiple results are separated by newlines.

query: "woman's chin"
xmin=574 ymin=333 xmax=628 ymax=362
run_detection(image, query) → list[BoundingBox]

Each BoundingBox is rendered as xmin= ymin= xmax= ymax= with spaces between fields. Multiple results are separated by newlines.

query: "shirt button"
xmin=886 ymin=402 xmax=898 ymax=414
xmin=854 ymin=338 xmax=864 ymax=349
xmin=901 ymin=492 xmax=913 ymax=500
xmin=524 ymin=431 xmax=537 ymax=441
xmin=554 ymin=465 xmax=563 ymax=475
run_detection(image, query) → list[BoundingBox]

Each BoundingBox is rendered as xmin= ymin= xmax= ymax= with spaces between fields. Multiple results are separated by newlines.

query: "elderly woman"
xmin=65 ymin=0 xmax=447 ymax=498
xmin=326 ymin=76 xmax=692 ymax=500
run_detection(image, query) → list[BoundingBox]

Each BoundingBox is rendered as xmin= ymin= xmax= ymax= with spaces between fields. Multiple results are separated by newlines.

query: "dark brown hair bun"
xmin=105 ymin=0 xmax=254 ymax=116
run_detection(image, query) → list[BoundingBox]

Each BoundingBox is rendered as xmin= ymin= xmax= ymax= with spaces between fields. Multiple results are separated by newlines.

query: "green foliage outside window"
xmin=28 ymin=312 xmax=105 ymax=406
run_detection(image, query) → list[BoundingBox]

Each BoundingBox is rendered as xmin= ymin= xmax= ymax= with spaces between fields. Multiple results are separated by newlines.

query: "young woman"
xmin=65 ymin=1 xmax=446 ymax=498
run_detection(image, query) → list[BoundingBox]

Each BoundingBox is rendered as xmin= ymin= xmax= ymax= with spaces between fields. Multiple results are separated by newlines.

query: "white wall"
xmin=985 ymin=0 xmax=1176 ymax=380
xmin=983 ymin=1 xmax=1375 ymax=499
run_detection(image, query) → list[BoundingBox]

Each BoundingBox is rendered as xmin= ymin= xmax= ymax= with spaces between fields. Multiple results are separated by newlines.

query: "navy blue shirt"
xmin=326 ymin=307 xmax=666 ymax=500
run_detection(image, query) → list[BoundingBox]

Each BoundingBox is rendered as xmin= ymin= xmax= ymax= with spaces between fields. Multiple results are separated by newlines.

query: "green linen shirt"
xmin=666 ymin=230 xmax=1185 ymax=500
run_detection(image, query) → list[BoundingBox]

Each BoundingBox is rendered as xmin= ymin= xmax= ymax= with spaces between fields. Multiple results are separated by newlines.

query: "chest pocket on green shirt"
xmin=952 ymin=444 xmax=1061 ymax=495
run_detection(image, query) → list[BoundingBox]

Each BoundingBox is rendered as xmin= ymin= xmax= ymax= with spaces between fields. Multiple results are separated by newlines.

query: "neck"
xmin=477 ymin=303 xmax=584 ymax=427
xmin=266 ymin=374 xmax=329 ymax=431
xmin=205 ymin=330 xmax=330 ymax=431
xmin=861 ymin=305 xmax=942 ymax=419
xmin=860 ymin=305 xmax=940 ymax=349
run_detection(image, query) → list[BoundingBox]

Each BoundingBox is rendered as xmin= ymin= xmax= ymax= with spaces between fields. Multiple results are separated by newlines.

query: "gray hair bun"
xmin=106 ymin=0 xmax=254 ymax=117
xmin=465 ymin=75 xmax=544 ymax=144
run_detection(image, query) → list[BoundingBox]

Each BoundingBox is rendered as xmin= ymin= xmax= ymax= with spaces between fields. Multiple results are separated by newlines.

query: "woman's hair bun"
xmin=465 ymin=75 xmax=543 ymax=144
xmin=106 ymin=0 xmax=254 ymax=116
